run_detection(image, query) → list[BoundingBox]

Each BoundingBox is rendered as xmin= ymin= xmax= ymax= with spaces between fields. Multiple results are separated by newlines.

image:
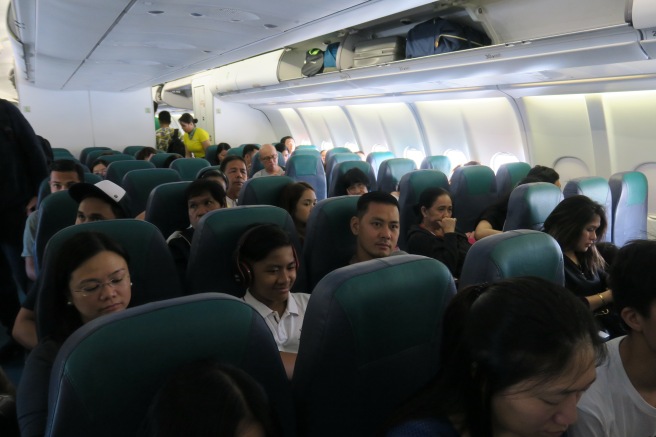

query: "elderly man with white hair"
xmin=252 ymin=143 xmax=285 ymax=178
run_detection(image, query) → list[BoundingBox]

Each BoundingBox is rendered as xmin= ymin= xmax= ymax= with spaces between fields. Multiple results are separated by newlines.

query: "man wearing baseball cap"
xmin=68 ymin=180 xmax=128 ymax=223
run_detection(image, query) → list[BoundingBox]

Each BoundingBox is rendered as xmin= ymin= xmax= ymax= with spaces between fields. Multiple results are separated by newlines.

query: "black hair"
xmin=337 ymin=168 xmax=370 ymax=196
xmin=215 ymin=143 xmax=231 ymax=164
xmin=139 ymin=359 xmax=278 ymax=437
xmin=157 ymin=111 xmax=171 ymax=124
xmin=238 ymin=224 xmax=293 ymax=265
xmin=274 ymin=142 xmax=287 ymax=154
xmin=220 ymin=155 xmax=246 ymax=173
xmin=50 ymin=159 xmax=84 ymax=182
xmin=388 ymin=277 xmax=605 ymax=436
xmin=51 ymin=232 xmax=130 ymax=342
xmin=135 ymin=147 xmax=157 ymax=161
xmin=609 ymin=240 xmax=656 ymax=328
xmin=278 ymin=182 xmax=315 ymax=239
xmin=198 ymin=168 xmax=229 ymax=188
xmin=543 ymin=195 xmax=607 ymax=273
xmin=162 ymin=154 xmax=182 ymax=168
xmin=527 ymin=165 xmax=560 ymax=184
xmin=178 ymin=113 xmax=198 ymax=125
xmin=413 ymin=187 xmax=451 ymax=221
xmin=279 ymin=136 xmax=293 ymax=146
xmin=355 ymin=191 xmax=399 ymax=219
xmin=90 ymin=158 xmax=108 ymax=170
xmin=185 ymin=179 xmax=227 ymax=209
xmin=242 ymin=144 xmax=260 ymax=158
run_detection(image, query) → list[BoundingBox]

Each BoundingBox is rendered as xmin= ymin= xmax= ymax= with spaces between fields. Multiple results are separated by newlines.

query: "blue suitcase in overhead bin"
xmin=406 ymin=17 xmax=491 ymax=59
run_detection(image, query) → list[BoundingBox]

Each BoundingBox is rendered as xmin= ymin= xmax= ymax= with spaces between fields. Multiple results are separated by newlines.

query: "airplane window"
xmin=553 ymin=157 xmax=589 ymax=186
xmin=444 ymin=149 xmax=467 ymax=169
xmin=490 ymin=152 xmax=519 ymax=173
xmin=635 ymin=163 xmax=656 ymax=215
xmin=321 ymin=140 xmax=333 ymax=150
xmin=404 ymin=146 xmax=425 ymax=168
xmin=371 ymin=144 xmax=389 ymax=152
xmin=344 ymin=142 xmax=359 ymax=152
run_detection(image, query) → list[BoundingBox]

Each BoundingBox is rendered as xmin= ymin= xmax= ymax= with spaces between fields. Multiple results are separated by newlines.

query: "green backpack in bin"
xmin=301 ymin=48 xmax=324 ymax=77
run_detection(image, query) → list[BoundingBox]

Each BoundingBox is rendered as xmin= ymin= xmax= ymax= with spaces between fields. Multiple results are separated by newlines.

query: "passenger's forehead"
xmin=364 ymin=202 xmax=399 ymax=219
xmin=50 ymin=171 xmax=80 ymax=182
xmin=226 ymin=161 xmax=246 ymax=171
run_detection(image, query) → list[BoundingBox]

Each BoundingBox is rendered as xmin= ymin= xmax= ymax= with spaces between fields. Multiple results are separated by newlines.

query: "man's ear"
xmin=350 ymin=216 xmax=359 ymax=235
xmin=621 ymin=306 xmax=643 ymax=332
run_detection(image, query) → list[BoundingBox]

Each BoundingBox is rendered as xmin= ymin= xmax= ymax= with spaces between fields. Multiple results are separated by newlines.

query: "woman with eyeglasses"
xmin=17 ymin=231 xmax=132 ymax=437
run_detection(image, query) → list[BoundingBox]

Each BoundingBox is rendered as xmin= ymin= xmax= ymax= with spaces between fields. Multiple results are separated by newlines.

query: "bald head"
xmin=259 ymin=143 xmax=280 ymax=174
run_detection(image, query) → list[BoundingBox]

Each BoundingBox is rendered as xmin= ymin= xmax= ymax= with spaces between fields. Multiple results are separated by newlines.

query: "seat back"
xmin=79 ymin=147 xmax=111 ymax=164
xmin=205 ymin=145 xmax=218 ymax=165
xmin=238 ymin=176 xmax=296 ymax=206
xmin=292 ymin=148 xmax=321 ymax=158
xmin=46 ymin=294 xmax=295 ymax=437
xmin=563 ymin=176 xmax=613 ymax=242
xmin=169 ymin=157 xmax=211 ymax=181
xmin=324 ymin=147 xmax=352 ymax=164
xmin=450 ymin=165 xmax=497 ymax=233
xmin=609 ymin=171 xmax=648 ymax=246
xmin=121 ymin=168 xmax=181 ymax=216
xmin=285 ymin=154 xmax=327 ymax=200
xmin=122 ymin=145 xmax=145 ymax=156
xmin=459 ymin=230 xmax=564 ymax=289
xmin=144 ymin=181 xmax=192 ymax=238
xmin=36 ymin=220 xmax=183 ymax=340
xmin=295 ymin=145 xmax=318 ymax=151
xmin=397 ymin=170 xmax=450 ymax=251
xmin=325 ymin=153 xmax=358 ymax=190
xmin=149 ymin=152 xmax=182 ymax=168
xmin=328 ymin=160 xmax=377 ymax=197
xmin=226 ymin=145 xmax=245 ymax=156
xmin=98 ymin=154 xmax=136 ymax=166
xmin=303 ymin=196 xmax=359 ymax=291
xmin=85 ymin=149 xmax=120 ymax=168
xmin=187 ymin=206 xmax=301 ymax=296
xmin=503 ymin=182 xmax=563 ymax=231
xmin=420 ymin=155 xmax=451 ymax=174
xmin=376 ymin=158 xmax=417 ymax=193
xmin=293 ymin=255 xmax=455 ymax=436
xmin=34 ymin=192 xmax=78 ymax=274
xmin=105 ymin=160 xmax=155 ymax=186
xmin=249 ymin=151 xmax=285 ymax=177
xmin=366 ymin=151 xmax=395 ymax=178
xmin=52 ymin=148 xmax=75 ymax=160
xmin=495 ymin=162 xmax=531 ymax=197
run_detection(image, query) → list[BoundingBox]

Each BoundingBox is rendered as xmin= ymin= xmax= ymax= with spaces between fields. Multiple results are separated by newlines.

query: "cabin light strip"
xmin=400 ymin=87 xmax=484 ymax=95
xmin=508 ymin=74 xmax=656 ymax=88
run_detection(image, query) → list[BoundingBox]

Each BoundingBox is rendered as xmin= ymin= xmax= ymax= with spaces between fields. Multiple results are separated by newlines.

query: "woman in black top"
xmin=544 ymin=195 xmax=621 ymax=337
xmin=407 ymin=187 xmax=470 ymax=278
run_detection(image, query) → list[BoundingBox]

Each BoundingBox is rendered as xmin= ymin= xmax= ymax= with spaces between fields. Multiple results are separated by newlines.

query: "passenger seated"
xmin=242 ymin=144 xmax=260 ymax=174
xmin=280 ymin=136 xmax=295 ymax=155
xmin=386 ymin=277 xmax=604 ymax=437
xmin=215 ymin=142 xmax=231 ymax=166
xmin=69 ymin=180 xmax=129 ymax=223
xmin=252 ymin=144 xmax=284 ymax=178
xmin=474 ymin=165 xmax=561 ymax=240
xmin=139 ymin=359 xmax=277 ymax=437
xmin=197 ymin=168 xmax=228 ymax=192
xmin=90 ymin=158 xmax=108 ymax=179
xmin=543 ymin=195 xmax=621 ymax=338
xmin=168 ymin=179 xmax=226 ymax=282
xmin=275 ymin=142 xmax=290 ymax=163
xmin=278 ymin=182 xmax=316 ymax=245
xmin=13 ymin=180 xmax=128 ymax=351
xmin=236 ymin=224 xmax=310 ymax=378
xmin=17 ymin=232 xmax=133 ymax=437
xmin=349 ymin=191 xmax=402 ymax=264
xmin=407 ymin=187 xmax=471 ymax=279
xmin=135 ymin=147 xmax=156 ymax=161
xmin=220 ymin=156 xmax=248 ymax=208
xmin=335 ymin=167 xmax=370 ymax=196
xmin=23 ymin=159 xmax=84 ymax=281
xmin=571 ymin=240 xmax=656 ymax=436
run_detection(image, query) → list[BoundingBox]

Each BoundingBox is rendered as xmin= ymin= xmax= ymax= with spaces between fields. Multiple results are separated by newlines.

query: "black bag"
xmin=301 ymin=48 xmax=324 ymax=77
xmin=167 ymin=129 xmax=185 ymax=156
xmin=406 ymin=17 xmax=490 ymax=59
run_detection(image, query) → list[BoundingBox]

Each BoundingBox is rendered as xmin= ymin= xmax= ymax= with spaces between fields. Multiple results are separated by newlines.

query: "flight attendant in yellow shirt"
xmin=179 ymin=113 xmax=211 ymax=158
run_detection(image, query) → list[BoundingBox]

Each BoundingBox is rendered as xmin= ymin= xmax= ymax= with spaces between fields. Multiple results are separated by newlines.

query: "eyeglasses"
xmin=261 ymin=155 xmax=277 ymax=162
xmin=72 ymin=272 xmax=130 ymax=296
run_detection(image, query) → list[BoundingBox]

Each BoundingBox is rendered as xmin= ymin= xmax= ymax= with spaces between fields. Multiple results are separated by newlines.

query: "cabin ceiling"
xmin=10 ymin=0 xmax=438 ymax=92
